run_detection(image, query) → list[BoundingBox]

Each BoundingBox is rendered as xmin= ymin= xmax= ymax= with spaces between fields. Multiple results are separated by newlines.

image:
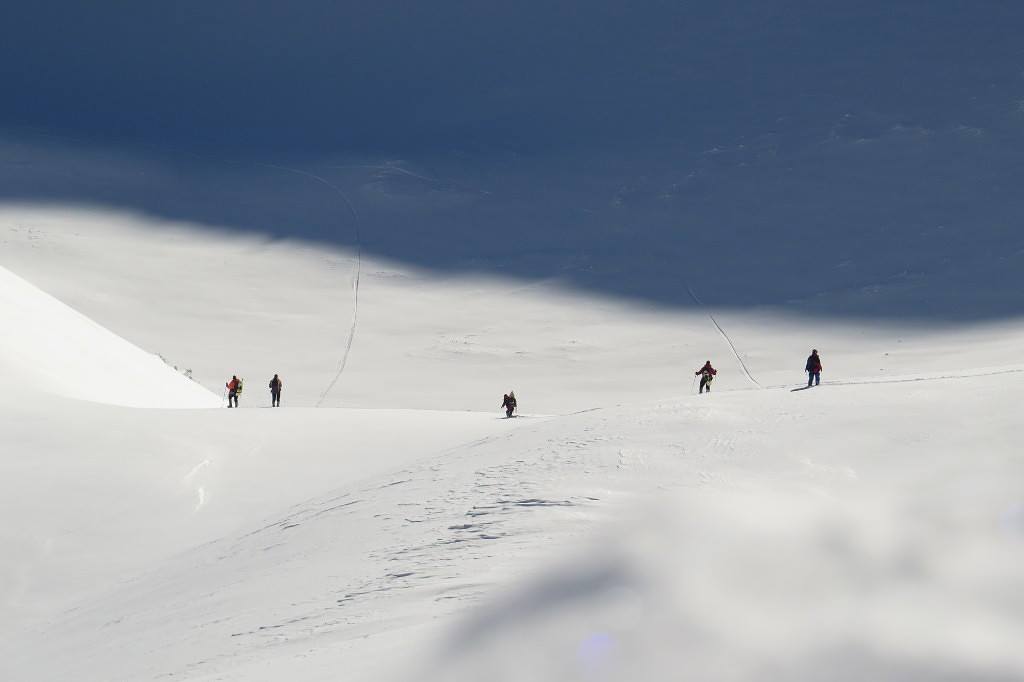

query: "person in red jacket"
xmin=226 ymin=375 xmax=240 ymax=408
xmin=805 ymin=350 xmax=822 ymax=387
xmin=695 ymin=361 xmax=717 ymax=394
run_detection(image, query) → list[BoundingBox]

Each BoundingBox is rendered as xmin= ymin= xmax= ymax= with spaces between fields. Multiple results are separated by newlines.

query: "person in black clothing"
xmin=501 ymin=391 xmax=517 ymax=418
xmin=269 ymin=374 xmax=283 ymax=407
xmin=805 ymin=349 xmax=822 ymax=387
xmin=695 ymin=360 xmax=717 ymax=394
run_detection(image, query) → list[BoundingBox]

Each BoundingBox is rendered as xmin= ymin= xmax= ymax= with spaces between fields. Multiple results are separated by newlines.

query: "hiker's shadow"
xmin=790 ymin=386 xmax=814 ymax=392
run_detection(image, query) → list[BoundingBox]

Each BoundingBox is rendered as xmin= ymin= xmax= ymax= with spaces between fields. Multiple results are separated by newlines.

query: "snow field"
xmin=5 ymin=204 xmax=1023 ymax=412
xmin=5 ymin=375 xmax=1022 ymax=680
xmin=1 ymin=203 xmax=1022 ymax=680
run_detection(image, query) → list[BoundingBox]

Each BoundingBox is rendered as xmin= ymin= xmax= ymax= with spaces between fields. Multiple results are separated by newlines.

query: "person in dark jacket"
xmin=269 ymin=374 xmax=283 ymax=407
xmin=695 ymin=360 xmax=717 ymax=394
xmin=805 ymin=350 xmax=822 ymax=387
xmin=226 ymin=375 xmax=240 ymax=407
xmin=501 ymin=391 xmax=517 ymax=418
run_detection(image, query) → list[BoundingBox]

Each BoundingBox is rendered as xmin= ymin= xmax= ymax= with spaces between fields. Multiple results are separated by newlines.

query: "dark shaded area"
xmin=5 ymin=1 xmax=1023 ymax=155
xmin=3 ymin=2 xmax=1024 ymax=319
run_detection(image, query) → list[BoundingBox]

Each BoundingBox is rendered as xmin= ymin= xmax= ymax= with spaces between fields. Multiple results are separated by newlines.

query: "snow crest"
xmin=0 ymin=265 xmax=220 ymax=408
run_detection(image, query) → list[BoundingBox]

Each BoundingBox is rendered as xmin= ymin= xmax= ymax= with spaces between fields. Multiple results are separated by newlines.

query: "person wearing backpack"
xmin=226 ymin=375 xmax=241 ymax=408
xmin=501 ymin=391 xmax=517 ymax=418
xmin=269 ymin=374 xmax=282 ymax=407
xmin=695 ymin=360 xmax=717 ymax=394
xmin=805 ymin=349 xmax=822 ymax=387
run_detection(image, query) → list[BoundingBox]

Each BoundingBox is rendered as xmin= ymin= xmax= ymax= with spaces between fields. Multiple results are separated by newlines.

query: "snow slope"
xmin=5 ymin=204 xmax=1023 ymax=414
xmin=1 ymin=211 xmax=1022 ymax=680
xmin=0 ymin=263 xmax=219 ymax=408
xmin=4 ymin=3 xmax=1024 ymax=677
xmin=3 ymin=372 xmax=1022 ymax=681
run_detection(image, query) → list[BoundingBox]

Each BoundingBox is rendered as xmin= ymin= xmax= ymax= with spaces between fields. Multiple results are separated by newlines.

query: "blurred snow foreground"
xmin=422 ymin=491 xmax=1024 ymax=682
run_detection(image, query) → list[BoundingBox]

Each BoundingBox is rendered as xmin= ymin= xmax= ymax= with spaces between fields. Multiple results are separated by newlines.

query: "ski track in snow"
xmin=327 ymin=163 xmax=485 ymax=195
xmin=257 ymin=163 xmax=363 ymax=407
xmin=686 ymin=285 xmax=763 ymax=389
xmin=328 ymin=163 xmax=442 ymax=186
xmin=771 ymin=365 xmax=1024 ymax=390
xmin=222 ymin=422 xmax=610 ymax=644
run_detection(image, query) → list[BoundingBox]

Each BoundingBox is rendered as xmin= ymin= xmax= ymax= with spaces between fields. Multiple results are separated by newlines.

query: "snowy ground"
xmin=2 ymin=205 xmax=1023 ymax=680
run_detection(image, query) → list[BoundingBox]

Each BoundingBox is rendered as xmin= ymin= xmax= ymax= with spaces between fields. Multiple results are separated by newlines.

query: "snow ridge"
xmin=0 ymin=265 xmax=220 ymax=408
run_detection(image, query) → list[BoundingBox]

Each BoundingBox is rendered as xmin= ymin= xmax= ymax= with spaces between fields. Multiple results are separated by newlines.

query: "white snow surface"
xmin=0 ymin=262 xmax=219 ymax=408
xmin=2 ymin=204 xmax=1023 ymax=681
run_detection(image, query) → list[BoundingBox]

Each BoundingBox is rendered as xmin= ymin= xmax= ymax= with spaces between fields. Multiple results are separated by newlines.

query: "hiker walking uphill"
xmin=269 ymin=374 xmax=282 ymax=407
xmin=695 ymin=360 xmax=717 ymax=394
xmin=225 ymin=375 xmax=242 ymax=407
xmin=806 ymin=349 xmax=822 ymax=387
xmin=502 ymin=391 xmax=517 ymax=418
